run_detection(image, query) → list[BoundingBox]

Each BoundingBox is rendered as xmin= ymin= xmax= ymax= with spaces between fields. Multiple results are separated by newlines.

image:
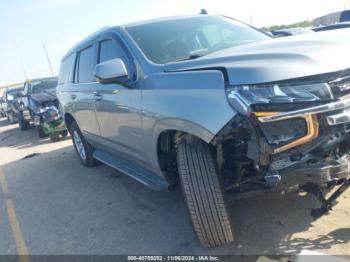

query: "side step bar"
xmin=93 ymin=149 xmax=170 ymax=191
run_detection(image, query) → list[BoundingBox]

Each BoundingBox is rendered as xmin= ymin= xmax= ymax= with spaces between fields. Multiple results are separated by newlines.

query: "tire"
xmin=60 ymin=130 xmax=68 ymax=138
xmin=70 ymin=121 xmax=97 ymax=167
xmin=50 ymin=133 xmax=60 ymax=142
xmin=37 ymin=125 xmax=47 ymax=138
xmin=177 ymin=135 xmax=234 ymax=247
xmin=19 ymin=111 xmax=30 ymax=130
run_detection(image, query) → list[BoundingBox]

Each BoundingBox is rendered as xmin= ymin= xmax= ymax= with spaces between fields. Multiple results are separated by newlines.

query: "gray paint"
xmin=164 ymin=29 xmax=350 ymax=85
xmin=57 ymin=17 xmax=350 ymax=184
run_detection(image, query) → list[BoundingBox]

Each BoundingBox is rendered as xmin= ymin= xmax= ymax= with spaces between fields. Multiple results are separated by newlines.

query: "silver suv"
xmin=57 ymin=15 xmax=350 ymax=247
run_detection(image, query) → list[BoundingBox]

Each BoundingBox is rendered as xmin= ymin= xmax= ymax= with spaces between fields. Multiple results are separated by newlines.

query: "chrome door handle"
xmin=71 ymin=94 xmax=77 ymax=100
xmin=93 ymin=91 xmax=102 ymax=101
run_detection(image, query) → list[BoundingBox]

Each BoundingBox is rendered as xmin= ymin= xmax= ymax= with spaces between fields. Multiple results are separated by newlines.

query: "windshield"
xmin=30 ymin=80 xmax=58 ymax=94
xmin=6 ymin=90 xmax=20 ymax=101
xmin=126 ymin=16 xmax=270 ymax=64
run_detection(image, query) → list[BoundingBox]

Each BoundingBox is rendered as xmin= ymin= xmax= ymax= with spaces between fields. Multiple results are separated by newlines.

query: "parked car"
xmin=57 ymin=15 xmax=350 ymax=247
xmin=1 ymin=85 xmax=24 ymax=123
xmin=313 ymin=22 xmax=350 ymax=32
xmin=16 ymin=77 xmax=67 ymax=141
xmin=271 ymin=27 xmax=314 ymax=37
xmin=0 ymin=96 xmax=6 ymax=118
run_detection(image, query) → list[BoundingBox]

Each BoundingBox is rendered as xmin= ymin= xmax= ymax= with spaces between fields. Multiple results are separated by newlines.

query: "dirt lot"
xmin=0 ymin=117 xmax=349 ymax=257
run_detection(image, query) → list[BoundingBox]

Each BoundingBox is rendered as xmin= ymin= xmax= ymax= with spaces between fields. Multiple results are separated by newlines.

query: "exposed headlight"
xmin=40 ymin=106 xmax=61 ymax=120
xmin=227 ymin=83 xmax=334 ymax=115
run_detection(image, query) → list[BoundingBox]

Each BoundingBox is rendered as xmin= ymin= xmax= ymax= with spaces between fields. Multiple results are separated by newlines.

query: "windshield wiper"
xmin=174 ymin=54 xmax=204 ymax=62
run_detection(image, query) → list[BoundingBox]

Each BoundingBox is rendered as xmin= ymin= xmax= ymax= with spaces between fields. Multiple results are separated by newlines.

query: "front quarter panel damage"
xmin=140 ymin=70 xmax=237 ymax=175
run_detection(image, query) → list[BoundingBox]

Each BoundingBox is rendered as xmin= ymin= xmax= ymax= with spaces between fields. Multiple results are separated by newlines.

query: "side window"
xmin=58 ymin=54 xmax=75 ymax=85
xmin=98 ymin=39 xmax=137 ymax=82
xmin=98 ymin=39 xmax=128 ymax=63
xmin=76 ymin=46 xmax=96 ymax=83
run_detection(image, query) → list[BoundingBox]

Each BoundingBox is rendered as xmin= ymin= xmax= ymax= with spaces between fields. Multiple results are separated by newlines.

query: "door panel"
xmin=71 ymin=44 xmax=101 ymax=142
xmin=73 ymin=83 xmax=100 ymax=138
xmin=94 ymin=84 xmax=144 ymax=162
xmin=93 ymin=36 xmax=144 ymax=162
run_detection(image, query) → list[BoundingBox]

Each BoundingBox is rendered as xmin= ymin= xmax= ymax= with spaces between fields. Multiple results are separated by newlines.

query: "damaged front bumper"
xmin=223 ymin=96 xmax=350 ymax=217
xmin=223 ymin=74 xmax=350 ymax=200
xmin=254 ymin=97 xmax=350 ymax=190
xmin=34 ymin=115 xmax=67 ymax=135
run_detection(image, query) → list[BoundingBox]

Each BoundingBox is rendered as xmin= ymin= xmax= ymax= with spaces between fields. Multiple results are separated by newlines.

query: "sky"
xmin=0 ymin=0 xmax=349 ymax=86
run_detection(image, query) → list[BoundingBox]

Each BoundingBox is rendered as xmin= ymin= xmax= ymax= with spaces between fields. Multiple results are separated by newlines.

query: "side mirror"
xmin=16 ymin=91 xmax=27 ymax=97
xmin=94 ymin=58 xmax=129 ymax=84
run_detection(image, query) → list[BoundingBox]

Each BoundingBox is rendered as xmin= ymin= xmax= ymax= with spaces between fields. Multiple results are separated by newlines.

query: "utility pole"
xmin=42 ymin=43 xmax=54 ymax=76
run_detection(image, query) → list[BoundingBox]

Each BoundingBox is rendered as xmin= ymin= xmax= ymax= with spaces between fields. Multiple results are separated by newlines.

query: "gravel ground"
xmin=0 ymin=117 xmax=349 ymax=257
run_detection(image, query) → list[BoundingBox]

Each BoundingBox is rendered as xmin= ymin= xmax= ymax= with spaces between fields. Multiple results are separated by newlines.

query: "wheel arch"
xmin=154 ymin=119 xmax=218 ymax=184
xmin=64 ymin=113 xmax=76 ymax=132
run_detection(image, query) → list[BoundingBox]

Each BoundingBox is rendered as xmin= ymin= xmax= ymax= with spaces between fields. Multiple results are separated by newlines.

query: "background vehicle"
xmin=16 ymin=77 xmax=67 ymax=141
xmin=313 ymin=22 xmax=350 ymax=32
xmin=1 ymin=86 xmax=24 ymax=124
xmin=271 ymin=27 xmax=314 ymax=37
xmin=0 ymin=96 xmax=6 ymax=117
xmin=58 ymin=15 xmax=350 ymax=247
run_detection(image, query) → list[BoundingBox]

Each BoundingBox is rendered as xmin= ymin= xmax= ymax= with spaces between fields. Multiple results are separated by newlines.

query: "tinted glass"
xmin=99 ymin=40 xmax=128 ymax=63
xmin=59 ymin=54 xmax=75 ymax=85
xmin=340 ymin=10 xmax=350 ymax=22
xmin=6 ymin=88 xmax=23 ymax=100
xmin=126 ymin=16 xmax=270 ymax=64
xmin=77 ymin=46 xmax=96 ymax=83
xmin=31 ymin=80 xmax=58 ymax=94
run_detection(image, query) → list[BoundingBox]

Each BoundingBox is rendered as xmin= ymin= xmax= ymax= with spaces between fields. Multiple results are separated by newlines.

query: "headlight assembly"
xmin=226 ymin=82 xmax=334 ymax=115
xmin=40 ymin=105 xmax=61 ymax=120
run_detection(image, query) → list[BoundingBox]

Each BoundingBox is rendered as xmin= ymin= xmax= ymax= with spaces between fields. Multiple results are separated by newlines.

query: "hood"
xmin=163 ymin=29 xmax=350 ymax=85
xmin=29 ymin=88 xmax=57 ymax=104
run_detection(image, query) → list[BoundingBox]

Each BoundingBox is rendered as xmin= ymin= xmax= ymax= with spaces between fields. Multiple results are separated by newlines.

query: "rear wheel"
xmin=70 ymin=121 xmax=97 ymax=167
xmin=177 ymin=135 xmax=234 ymax=247
xmin=19 ymin=111 xmax=30 ymax=130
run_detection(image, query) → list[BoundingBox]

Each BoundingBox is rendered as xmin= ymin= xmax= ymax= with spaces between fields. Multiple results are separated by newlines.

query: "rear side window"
xmin=98 ymin=39 xmax=128 ymax=63
xmin=58 ymin=54 xmax=75 ymax=85
xmin=76 ymin=46 xmax=96 ymax=83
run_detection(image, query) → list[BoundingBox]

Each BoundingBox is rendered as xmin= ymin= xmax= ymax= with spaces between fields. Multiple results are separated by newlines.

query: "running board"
xmin=93 ymin=149 xmax=170 ymax=191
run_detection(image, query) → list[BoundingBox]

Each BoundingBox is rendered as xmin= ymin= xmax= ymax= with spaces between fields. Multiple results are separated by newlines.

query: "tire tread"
xmin=177 ymin=137 xmax=234 ymax=247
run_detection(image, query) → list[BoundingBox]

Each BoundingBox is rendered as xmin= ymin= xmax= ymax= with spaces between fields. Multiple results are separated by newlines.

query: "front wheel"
xmin=177 ymin=135 xmax=234 ymax=247
xmin=50 ymin=132 xmax=60 ymax=142
xmin=60 ymin=130 xmax=68 ymax=138
xmin=19 ymin=111 xmax=30 ymax=130
xmin=37 ymin=125 xmax=47 ymax=138
xmin=70 ymin=121 xmax=97 ymax=167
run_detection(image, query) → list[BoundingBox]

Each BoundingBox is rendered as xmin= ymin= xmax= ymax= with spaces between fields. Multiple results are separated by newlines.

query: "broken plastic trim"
xmin=273 ymin=114 xmax=319 ymax=154
xmin=257 ymin=96 xmax=350 ymax=123
xmin=254 ymin=112 xmax=319 ymax=154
